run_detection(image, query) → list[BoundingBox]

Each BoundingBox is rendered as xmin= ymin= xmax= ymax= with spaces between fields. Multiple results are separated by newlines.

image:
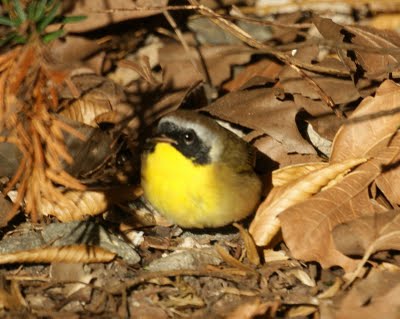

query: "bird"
xmin=141 ymin=110 xmax=262 ymax=228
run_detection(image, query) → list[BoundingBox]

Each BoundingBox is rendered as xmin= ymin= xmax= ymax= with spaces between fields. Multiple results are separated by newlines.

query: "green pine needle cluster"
xmin=0 ymin=0 xmax=86 ymax=46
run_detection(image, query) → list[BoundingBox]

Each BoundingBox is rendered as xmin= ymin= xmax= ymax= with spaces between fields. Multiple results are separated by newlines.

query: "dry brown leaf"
xmin=331 ymin=80 xmax=400 ymax=205
xmin=60 ymin=74 xmax=127 ymax=127
xmin=325 ymin=269 xmax=400 ymax=319
xmin=336 ymin=210 xmax=400 ymax=286
xmin=279 ymin=45 xmax=360 ymax=104
xmin=331 ymin=80 xmax=400 ymax=163
xmin=278 ymin=138 xmax=400 ymax=272
xmin=118 ymin=56 xmax=161 ymax=86
xmin=250 ymin=158 xmax=366 ymax=247
xmin=39 ymin=189 xmax=108 ymax=222
xmin=272 ymin=162 xmax=328 ymax=187
xmin=275 ymin=95 xmax=400 ymax=271
xmin=63 ymin=0 xmax=168 ymax=33
xmin=368 ymin=214 xmax=400 ymax=253
xmin=50 ymin=263 xmax=93 ymax=297
xmin=60 ymin=95 xmax=114 ymax=128
xmin=253 ymin=135 xmax=323 ymax=167
xmin=223 ymin=59 xmax=282 ymax=92
xmin=333 ymin=210 xmax=400 ymax=256
xmin=314 ymin=16 xmax=400 ymax=80
xmin=302 ymin=101 xmax=345 ymax=141
xmin=202 ymin=88 xmax=316 ymax=154
xmin=159 ymin=44 xmax=253 ymax=89
xmin=375 ymin=152 xmax=400 ymax=205
xmin=0 ymin=245 xmax=116 ymax=264
xmin=51 ymin=36 xmax=103 ymax=64
xmin=39 ymin=185 xmax=142 ymax=222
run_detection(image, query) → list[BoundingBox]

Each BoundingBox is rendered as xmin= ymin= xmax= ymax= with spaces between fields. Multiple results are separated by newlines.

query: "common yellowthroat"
xmin=141 ymin=110 xmax=262 ymax=228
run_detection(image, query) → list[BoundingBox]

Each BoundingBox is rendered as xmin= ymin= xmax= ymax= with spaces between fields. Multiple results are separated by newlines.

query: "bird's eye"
xmin=183 ymin=131 xmax=195 ymax=145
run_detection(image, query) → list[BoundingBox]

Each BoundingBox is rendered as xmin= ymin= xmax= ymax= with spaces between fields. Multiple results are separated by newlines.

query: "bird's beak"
xmin=143 ymin=135 xmax=177 ymax=152
xmin=149 ymin=135 xmax=177 ymax=145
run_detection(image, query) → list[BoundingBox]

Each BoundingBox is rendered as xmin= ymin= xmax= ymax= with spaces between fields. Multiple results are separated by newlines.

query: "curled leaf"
xmin=279 ymin=130 xmax=400 ymax=272
xmin=0 ymin=245 xmax=116 ymax=264
xmin=39 ymin=185 xmax=142 ymax=222
xmin=39 ymin=190 xmax=108 ymax=222
xmin=250 ymin=158 xmax=367 ymax=246
xmin=272 ymin=162 xmax=328 ymax=187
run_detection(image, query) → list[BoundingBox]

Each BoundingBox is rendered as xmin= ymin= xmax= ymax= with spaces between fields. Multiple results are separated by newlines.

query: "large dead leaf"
xmin=314 ymin=16 xmax=400 ymax=80
xmin=249 ymin=158 xmax=366 ymax=247
xmin=331 ymin=80 xmax=400 ymax=205
xmin=279 ymin=45 xmax=360 ymax=104
xmin=159 ymin=44 xmax=253 ymax=89
xmin=331 ymin=80 xmax=400 ymax=162
xmin=279 ymin=131 xmax=400 ymax=271
xmin=202 ymin=88 xmax=316 ymax=154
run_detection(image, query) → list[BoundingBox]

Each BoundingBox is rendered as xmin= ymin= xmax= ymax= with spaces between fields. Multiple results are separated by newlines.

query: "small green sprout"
xmin=0 ymin=0 xmax=86 ymax=46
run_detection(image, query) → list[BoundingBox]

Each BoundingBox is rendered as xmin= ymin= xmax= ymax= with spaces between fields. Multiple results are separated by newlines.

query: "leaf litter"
xmin=1 ymin=0 xmax=400 ymax=318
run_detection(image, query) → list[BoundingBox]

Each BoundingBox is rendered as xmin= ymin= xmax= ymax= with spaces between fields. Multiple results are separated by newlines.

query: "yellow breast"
xmin=141 ymin=143 xmax=219 ymax=227
xmin=141 ymin=143 xmax=261 ymax=228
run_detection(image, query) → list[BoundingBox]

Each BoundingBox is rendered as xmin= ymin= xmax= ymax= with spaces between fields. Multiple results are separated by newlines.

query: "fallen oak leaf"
xmin=159 ymin=44 xmax=253 ymax=89
xmin=0 ymin=245 xmax=116 ymax=264
xmin=278 ymin=45 xmax=360 ymax=105
xmin=202 ymin=87 xmax=316 ymax=155
xmin=277 ymin=82 xmax=400 ymax=271
xmin=331 ymin=79 xmax=400 ymax=205
xmin=314 ymin=16 xmax=400 ymax=80
xmin=331 ymin=79 xmax=400 ymax=163
xmin=278 ymin=131 xmax=400 ymax=272
xmin=249 ymin=158 xmax=366 ymax=246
